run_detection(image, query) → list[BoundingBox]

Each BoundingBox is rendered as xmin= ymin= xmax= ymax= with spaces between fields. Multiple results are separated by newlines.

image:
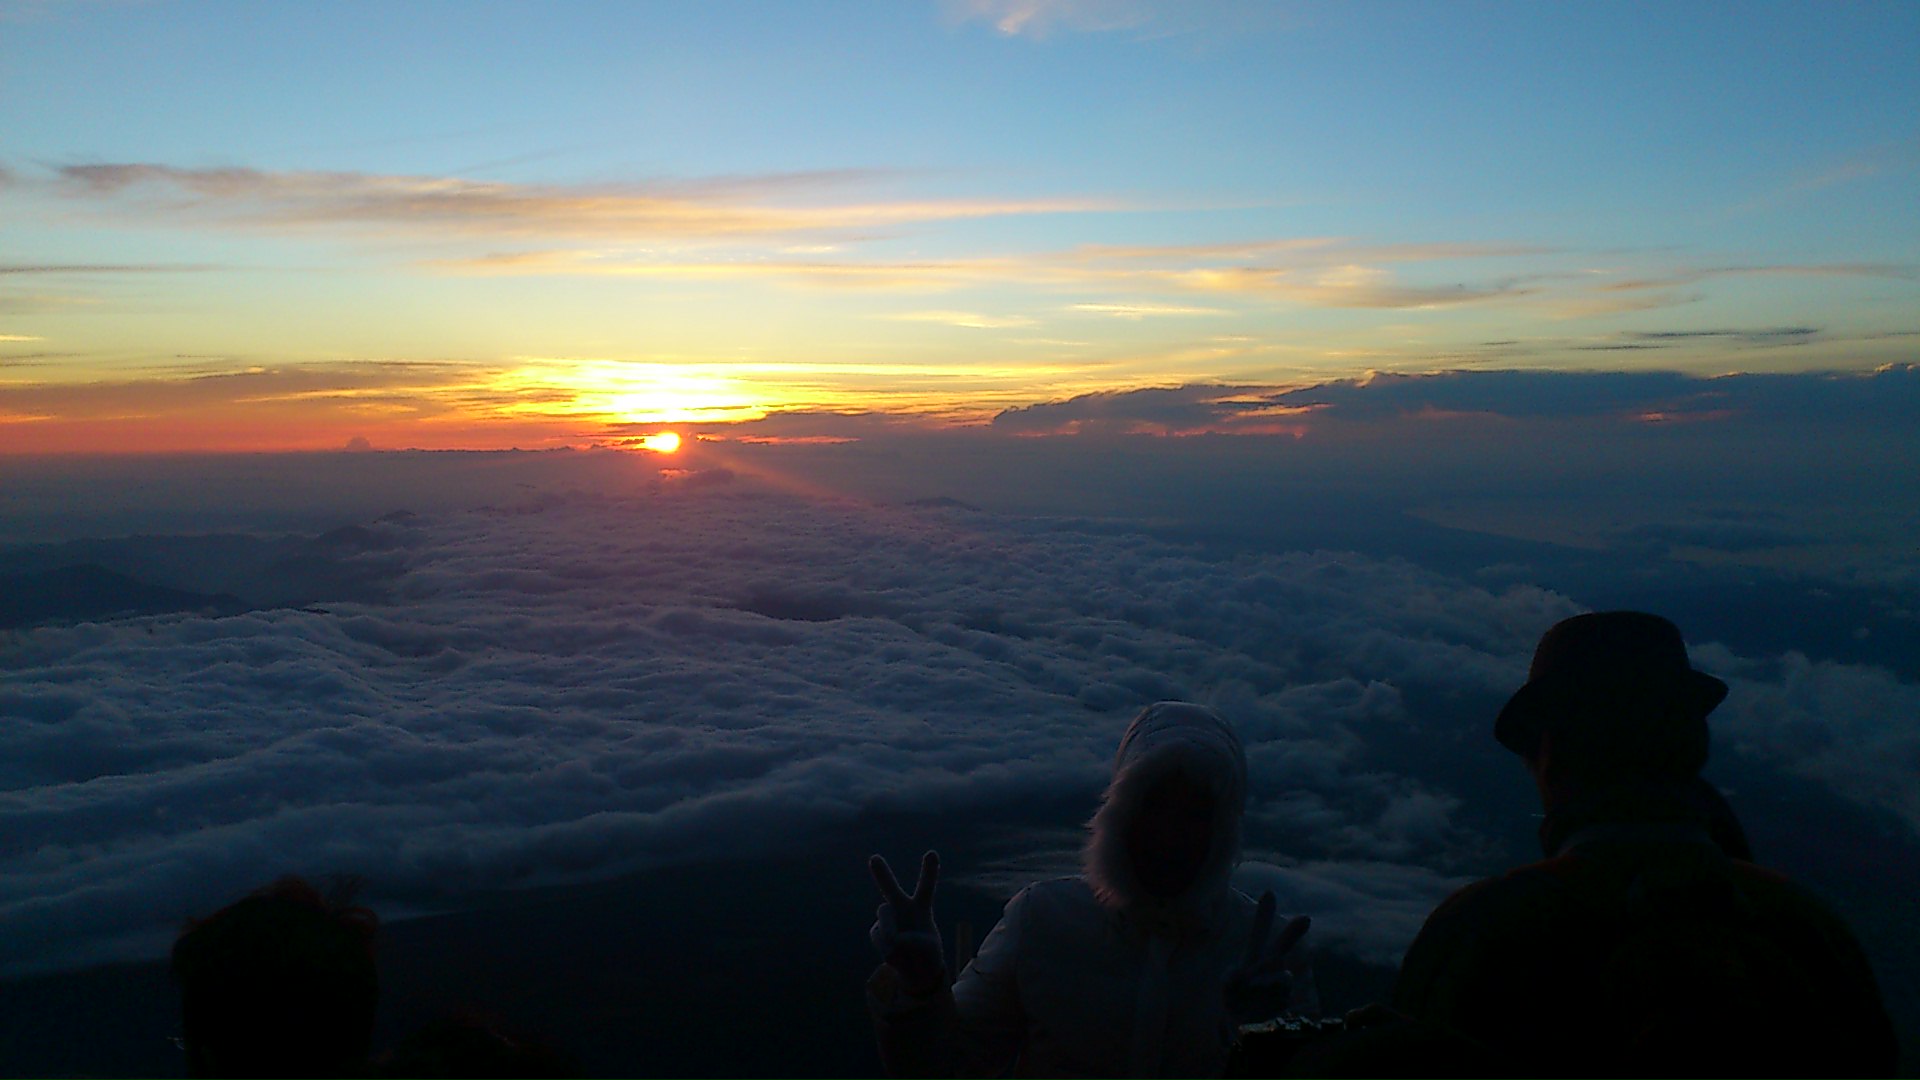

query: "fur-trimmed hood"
xmin=1084 ymin=702 xmax=1247 ymax=933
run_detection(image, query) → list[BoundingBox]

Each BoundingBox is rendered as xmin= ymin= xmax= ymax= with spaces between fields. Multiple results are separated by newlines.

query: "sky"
xmin=2 ymin=0 xmax=1916 ymax=452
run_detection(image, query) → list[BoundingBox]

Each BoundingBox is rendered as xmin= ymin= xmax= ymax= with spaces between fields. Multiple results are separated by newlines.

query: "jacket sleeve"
xmin=868 ymin=888 xmax=1031 ymax=1078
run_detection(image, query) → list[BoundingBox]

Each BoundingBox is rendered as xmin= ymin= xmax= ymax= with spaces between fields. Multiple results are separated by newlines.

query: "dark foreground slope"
xmin=0 ymin=838 xmax=1395 ymax=1077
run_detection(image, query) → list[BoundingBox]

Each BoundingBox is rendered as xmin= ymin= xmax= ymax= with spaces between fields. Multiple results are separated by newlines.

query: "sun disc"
xmin=639 ymin=431 xmax=683 ymax=453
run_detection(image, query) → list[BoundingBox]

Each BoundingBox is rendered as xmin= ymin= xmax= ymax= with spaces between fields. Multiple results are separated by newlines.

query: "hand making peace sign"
xmin=869 ymin=850 xmax=948 ymax=995
xmin=1224 ymin=890 xmax=1311 ymax=1027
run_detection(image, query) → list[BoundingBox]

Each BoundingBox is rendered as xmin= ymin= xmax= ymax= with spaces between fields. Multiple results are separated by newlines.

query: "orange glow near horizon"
xmin=0 ymin=346 xmax=1304 ymax=453
xmin=493 ymin=360 xmax=771 ymax=426
xmin=0 ymin=408 xmax=607 ymax=456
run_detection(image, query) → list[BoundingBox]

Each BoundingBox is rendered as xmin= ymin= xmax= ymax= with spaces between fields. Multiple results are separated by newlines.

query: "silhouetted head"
xmin=1497 ymin=611 xmax=1726 ymax=790
xmin=171 ymin=876 xmax=378 ymax=1078
xmin=1086 ymin=702 xmax=1247 ymax=923
xmin=1126 ymin=770 xmax=1218 ymax=898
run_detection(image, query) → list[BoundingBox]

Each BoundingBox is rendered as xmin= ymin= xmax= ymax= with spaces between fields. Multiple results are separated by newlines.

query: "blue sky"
xmin=1 ymin=0 xmax=1915 ymax=450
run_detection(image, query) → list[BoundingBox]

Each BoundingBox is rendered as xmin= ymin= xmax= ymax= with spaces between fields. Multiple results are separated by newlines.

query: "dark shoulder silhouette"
xmin=1392 ymin=612 xmax=1897 ymax=1076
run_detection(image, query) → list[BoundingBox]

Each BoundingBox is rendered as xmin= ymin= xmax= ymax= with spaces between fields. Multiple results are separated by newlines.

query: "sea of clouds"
xmin=3 ymin=473 xmax=1917 ymax=978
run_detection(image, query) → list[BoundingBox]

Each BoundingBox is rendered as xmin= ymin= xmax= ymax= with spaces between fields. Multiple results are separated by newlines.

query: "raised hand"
xmin=869 ymin=850 xmax=947 ymax=994
xmin=1224 ymin=891 xmax=1310 ymax=1027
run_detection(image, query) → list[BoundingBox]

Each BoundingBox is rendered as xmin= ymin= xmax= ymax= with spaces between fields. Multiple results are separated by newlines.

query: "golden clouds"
xmin=39 ymin=162 xmax=1570 ymax=314
xmin=489 ymin=360 xmax=767 ymax=425
xmin=1068 ymin=302 xmax=1224 ymax=319
xmin=47 ymin=160 xmax=1901 ymax=328
xmin=18 ymin=155 xmax=1915 ymax=455
xmin=880 ymin=310 xmax=1038 ymax=328
xmin=429 ymin=238 xmax=1546 ymax=312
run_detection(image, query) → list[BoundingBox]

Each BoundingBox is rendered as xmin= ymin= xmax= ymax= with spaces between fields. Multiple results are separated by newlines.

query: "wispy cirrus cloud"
xmin=879 ymin=310 xmax=1038 ymax=329
xmin=1068 ymin=301 xmax=1225 ymax=319
xmin=942 ymin=0 xmax=1291 ymax=41
xmin=945 ymin=0 xmax=1156 ymax=38
xmin=1062 ymin=238 xmax=1552 ymax=264
xmin=1633 ymin=326 xmax=1818 ymax=344
xmin=48 ymin=162 xmax=1114 ymax=243
xmin=1532 ymin=260 xmax=1919 ymax=319
xmin=434 ymin=251 xmax=1030 ymax=293
xmin=33 ymin=161 xmax=1556 ymax=311
xmin=1726 ymin=137 xmax=1920 ymax=217
xmin=32 ymin=163 xmax=1915 ymax=323
xmin=0 ymin=263 xmax=217 ymax=275
xmin=1155 ymin=264 xmax=1541 ymax=309
xmin=429 ymin=235 xmax=1916 ymax=322
xmin=1595 ymin=263 xmax=1919 ymax=293
xmin=435 ymin=241 xmax=1552 ymax=311
xmin=1054 ymin=240 xmax=1556 ymax=309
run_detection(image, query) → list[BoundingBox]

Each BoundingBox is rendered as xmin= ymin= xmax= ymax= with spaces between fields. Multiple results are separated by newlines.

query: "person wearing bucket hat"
xmin=1494 ymin=610 xmax=1726 ymax=770
xmin=1388 ymin=612 xmax=1896 ymax=1077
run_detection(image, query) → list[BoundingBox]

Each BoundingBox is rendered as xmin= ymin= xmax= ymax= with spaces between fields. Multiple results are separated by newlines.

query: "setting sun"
xmin=638 ymin=431 xmax=682 ymax=453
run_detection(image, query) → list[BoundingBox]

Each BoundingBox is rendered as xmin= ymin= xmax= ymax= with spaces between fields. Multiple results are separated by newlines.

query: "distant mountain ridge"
xmin=0 ymin=516 xmax=418 ymax=630
xmin=0 ymin=563 xmax=243 ymax=630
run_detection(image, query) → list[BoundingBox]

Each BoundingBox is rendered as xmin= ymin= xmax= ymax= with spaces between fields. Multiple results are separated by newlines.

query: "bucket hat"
xmin=1495 ymin=611 xmax=1727 ymax=757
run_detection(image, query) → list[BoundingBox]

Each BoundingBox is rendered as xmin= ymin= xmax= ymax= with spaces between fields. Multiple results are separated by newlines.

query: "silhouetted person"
xmin=867 ymin=702 xmax=1315 ymax=1077
xmin=1690 ymin=774 xmax=1753 ymax=861
xmin=1390 ymin=611 xmax=1898 ymax=1076
xmin=374 ymin=1012 xmax=583 ymax=1078
xmin=171 ymin=876 xmax=379 ymax=1078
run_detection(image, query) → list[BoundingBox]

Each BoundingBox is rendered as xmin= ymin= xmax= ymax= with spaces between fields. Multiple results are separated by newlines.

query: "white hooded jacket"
xmin=870 ymin=702 xmax=1316 ymax=1078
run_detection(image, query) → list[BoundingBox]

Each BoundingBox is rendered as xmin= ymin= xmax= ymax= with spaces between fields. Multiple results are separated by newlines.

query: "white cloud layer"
xmin=1 ymin=476 xmax=1914 ymax=977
